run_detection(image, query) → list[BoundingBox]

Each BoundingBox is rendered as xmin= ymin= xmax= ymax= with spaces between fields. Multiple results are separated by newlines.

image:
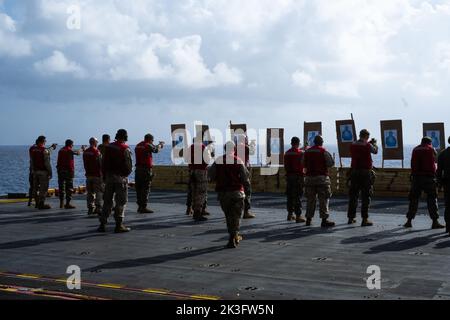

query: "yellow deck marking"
xmin=0 ymin=271 xmax=221 ymax=300
xmin=17 ymin=274 xmax=41 ymax=279
xmin=0 ymin=199 xmax=28 ymax=204
xmin=97 ymin=283 xmax=125 ymax=289
xmin=142 ymin=288 xmax=170 ymax=294
xmin=190 ymin=294 xmax=220 ymax=301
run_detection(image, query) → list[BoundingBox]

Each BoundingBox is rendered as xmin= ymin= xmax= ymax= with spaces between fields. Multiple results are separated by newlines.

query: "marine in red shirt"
xmin=235 ymin=137 xmax=256 ymax=219
xmin=186 ymin=139 xmax=212 ymax=222
xmin=98 ymin=129 xmax=133 ymax=233
xmin=208 ymin=141 xmax=250 ymax=248
xmin=303 ymin=135 xmax=335 ymax=228
xmin=57 ymin=139 xmax=84 ymax=209
xmin=283 ymin=137 xmax=306 ymax=223
xmin=30 ymin=136 xmax=57 ymax=210
xmin=404 ymin=137 xmax=445 ymax=229
xmin=437 ymin=136 xmax=450 ymax=235
xmin=347 ymin=129 xmax=378 ymax=227
xmin=83 ymin=137 xmax=103 ymax=216
xmin=134 ymin=134 xmax=164 ymax=214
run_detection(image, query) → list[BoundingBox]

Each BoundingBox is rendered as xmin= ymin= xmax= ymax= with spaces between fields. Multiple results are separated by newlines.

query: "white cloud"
xmin=108 ymin=33 xmax=242 ymax=88
xmin=0 ymin=13 xmax=31 ymax=57
xmin=34 ymin=50 xmax=86 ymax=78
xmin=292 ymin=70 xmax=314 ymax=88
xmin=202 ymin=0 xmax=301 ymax=35
xmin=4 ymin=0 xmax=450 ymax=144
xmin=292 ymin=69 xmax=359 ymax=98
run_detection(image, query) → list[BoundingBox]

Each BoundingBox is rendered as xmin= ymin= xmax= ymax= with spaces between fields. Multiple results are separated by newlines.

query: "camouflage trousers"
xmin=186 ymin=170 xmax=207 ymax=210
xmin=135 ymin=167 xmax=153 ymax=209
xmin=86 ymin=176 xmax=104 ymax=211
xmin=244 ymin=168 xmax=252 ymax=212
xmin=218 ymin=191 xmax=245 ymax=236
xmin=28 ymin=170 xmax=34 ymax=203
xmin=444 ymin=184 xmax=450 ymax=227
xmin=58 ymin=170 xmax=74 ymax=202
xmin=100 ymin=178 xmax=128 ymax=223
xmin=407 ymin=176 xmax=439 ymax=220
xmin=33 ymin=170 xmax=50 ymax=205
xmin=305 ymin=176 xmax=332 ymax=220
xmin=286 ymin=175 xmax=304 ymax=216
xmin=347 ymin=169 xmax=375 ymax=219
xmin=191 ymin=170 xmax=208 ymax=215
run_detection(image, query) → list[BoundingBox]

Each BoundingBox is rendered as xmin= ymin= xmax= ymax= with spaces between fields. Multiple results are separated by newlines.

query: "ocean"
xmin=0 ymin=145 xmax=414 ymax=195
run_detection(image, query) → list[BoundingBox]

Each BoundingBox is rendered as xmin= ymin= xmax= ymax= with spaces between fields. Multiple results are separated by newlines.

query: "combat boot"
xmin=65 ymin=202 xmax=76 ymax=209
xmin=59 ymin=199 xmax=64 ymax=209
xmin=193 ymin=213 xmax=208 ymax=222
xmin=139 ymin=207 xmax=154 ymax=214
xmin=403 ymin=219 xmax=413 ymax=228
xmin=186 ymin=206 xmax=193 ymax=216
xmin=296 ymin=215 xmax=306 ymax=223
xmin=226 ymin=233 xmax=240 ymax=249
xmin=115 ymin=219 xmax=131 ymax=233
xmin=361 ymin=219 xmax=373 ymax=227
xmin=348 ymin=218 xmax=357 ymax=225
xmin=38 ymin=202 xmax=51 ymax=210
xmin=306 ymin=218 xmax=312 ymax=226
xmin=243 ymin=210 xmax=256 ymax=219
xmin=287 ymin=213 xmax=295 ymax=221
xmin=431 ymin=219 xmax=445 ymax=229
xmin=321 ymin=219 xmax=335 ymax=228
xmin=97 ymin=224 xmax=106 ymax=232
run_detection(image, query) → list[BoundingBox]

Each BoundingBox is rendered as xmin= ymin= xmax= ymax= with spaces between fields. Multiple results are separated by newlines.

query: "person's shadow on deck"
xmin=0 ymin=231 xmax=107 ymax=250
xmin=84 ymin=245 xmax=225 ymax=272
xmin=341 ymin=227 xmax=423 ymax=245
xmin=364 ymin=232 xmax=448 ymax=254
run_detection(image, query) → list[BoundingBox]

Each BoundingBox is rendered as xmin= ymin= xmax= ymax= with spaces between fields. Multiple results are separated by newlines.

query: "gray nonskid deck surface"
xmin=0 ymin=193 xmax=450 ymax=300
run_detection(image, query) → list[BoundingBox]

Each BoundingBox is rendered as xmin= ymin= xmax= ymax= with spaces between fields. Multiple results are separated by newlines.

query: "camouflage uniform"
xmin=186 ymin=171 xmax=208 ymax=211
xmin=100 ymin=145 xmax=133 ymax=224
xmin=347 ymin=169 xmax=376 ymax=219
xmin=407 ymin=175 xmax=439 ymax=221
xmin=58 ymin=170 xmax=74 ymax=204
xmin=187 ymin=142 xmax=211 ymax=219
xmin=135 ymin=166 xmax=154 ymax=209
xmin=284 ymin=146 xmax=305 ymax=218
xmin=135 ymin=144 xmax=160 ymax=210
xmin=303 ymin=147 xmax=335 ymax=220
xmin=286 ymin=175 xmax=304 ymax=216
xmin=244 ymin=167 xmax=252 ymax=213
xmin=34 ymin=170 xmax=51 ymax=206
xmin=347 ymin=140 xmax=378 ymax=220
xmin=437 ymin=147 xmax=450 ymax=231
xmin=87 ymin=177 xmax=104 ymax=212
xmin=32 ymin=148 xmax=53 ymax=207
xmin=191 ymin=169 xmax=208 ymax=215
xmin=305 ymin=176 xmax=332 ymax=220
xmin=406 ymin=143 xmax=440 ymax=221
xmin=218 ymin=191 xmax=246 ymax=235
xmin=208 ymin=154 xmax=250 ymax=241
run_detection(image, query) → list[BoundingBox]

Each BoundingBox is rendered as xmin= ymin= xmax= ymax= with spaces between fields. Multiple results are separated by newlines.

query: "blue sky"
xmin=1 ymin=0 xmax=450 ymax=146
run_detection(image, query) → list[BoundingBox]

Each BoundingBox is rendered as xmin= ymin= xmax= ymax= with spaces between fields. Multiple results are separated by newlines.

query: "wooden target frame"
xmin=171 ymin=124 xmax=187 ymax=160
xmin=335 ymin=119 xmax=357 ymax=167
xmin=303 ymin=122 xmax=322 ymax=149
xmin=380 ymin=119 xmax=404 ymax=168
xmin=266 ymin=128 xmax=284 ymax=166
xmin=423 ymin=122 xmax=446 ymax=152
